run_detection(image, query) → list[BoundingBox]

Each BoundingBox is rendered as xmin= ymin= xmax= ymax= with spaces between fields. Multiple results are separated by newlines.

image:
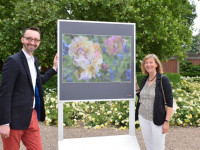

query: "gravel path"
xmin=1 ymin=122 xmax=200 ymax=150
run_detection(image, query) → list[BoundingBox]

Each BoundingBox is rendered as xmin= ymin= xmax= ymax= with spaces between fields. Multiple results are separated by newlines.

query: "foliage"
xmin=0 ymin=0 xmax=68 ymax=69
xmin=163 ymin=73 xmax=181 ymax=88
xmin=190 ymin=32 xmax=200 ymax=53
xmin=0 ymin=0 xmax=197 ymax=69
xmin=136 ymin=72 xmax=181 ymax=88
xmin=171 ymin=76 xmax=200 ymax=127
xmin=136 ymin=73 xmax=145 ymax=87
xmin=180 ymin=60 xmax=200 ymax=76
xmin=44 ymin=76 xmax=199 ymax=129
xmin=65 ymin=0 xmax=197 ymax=62
xmin=181 ymin=72 xmax=200 ymax=77
xmin=43 ymin=75 xmax=57 ymax=91
xmin=0 ymin=0 xmax=17 ymax=63
xmin=44 ymin=88 xmax=58 ymax=126
xmin=44 ymin=89 xmax=129 ymax=129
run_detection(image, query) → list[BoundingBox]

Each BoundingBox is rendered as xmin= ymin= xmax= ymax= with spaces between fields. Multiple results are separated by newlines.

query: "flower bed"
xmin=170 ymin=76 xmax=200 ymax=127
xmin=44 ymin=76 xmax=200 ymax=129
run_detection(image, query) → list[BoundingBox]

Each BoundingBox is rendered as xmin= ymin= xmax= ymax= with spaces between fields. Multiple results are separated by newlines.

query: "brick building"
xmin=162 ymin=53 xmax=200 ymax=73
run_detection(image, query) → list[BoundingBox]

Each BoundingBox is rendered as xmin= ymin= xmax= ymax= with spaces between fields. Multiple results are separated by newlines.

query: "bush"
xmin=44 ymin=89 xmax=130 ymax=129
xmin=43 ymin=75 xmax=57 ymax=91
xmin=136 ymin=72 xmax=181 ymax=88
xmin=170 ymin=76 xmax=200 ymax=127
xmin=180 ymin=61 xmax=200 ymax=77
xmin=180 ymin=72 xmax=200 ymax=77
xmin=136 ymin=72 xmax=145 ymax=87
xmin=43 ymin=76 xmax=200 ymax=129
xmin=164 ymin=73 xmax=181 ymax=88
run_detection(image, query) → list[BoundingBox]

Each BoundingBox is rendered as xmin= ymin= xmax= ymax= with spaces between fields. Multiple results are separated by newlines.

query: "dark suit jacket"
xmin=0 ymin=50 xmax=57 ymax=130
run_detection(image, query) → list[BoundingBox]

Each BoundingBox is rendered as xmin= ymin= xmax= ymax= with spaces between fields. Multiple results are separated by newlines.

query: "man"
xmin=0 ymin=27 xmax=58 ymax=150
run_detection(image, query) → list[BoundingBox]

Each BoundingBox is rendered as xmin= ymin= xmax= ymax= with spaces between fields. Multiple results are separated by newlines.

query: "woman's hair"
xmin=141 ymin=54 xmax=163 ymax=74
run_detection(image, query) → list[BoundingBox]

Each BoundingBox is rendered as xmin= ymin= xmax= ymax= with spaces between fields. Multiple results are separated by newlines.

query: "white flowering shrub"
xmin=44 ymin=88 xmax=58 ymax=126
xmin=44 ymin=90 xmax=129 ymax=129
xmin=170 ymin=76 xmax=200 ymax=127
xmin=44 ymin=76 xmax=200 ymax=129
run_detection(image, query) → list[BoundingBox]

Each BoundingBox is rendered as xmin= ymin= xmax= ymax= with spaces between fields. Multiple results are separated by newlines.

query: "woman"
xmin=135 ymin=54 xmax=173 ymax=150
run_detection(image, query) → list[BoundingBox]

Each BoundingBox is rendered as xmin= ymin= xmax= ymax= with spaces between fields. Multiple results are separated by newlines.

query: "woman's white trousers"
xmin=139 ymin=115 xmax=166 ymax=150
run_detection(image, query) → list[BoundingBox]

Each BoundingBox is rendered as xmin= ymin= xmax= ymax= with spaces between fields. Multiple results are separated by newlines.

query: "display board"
xmin=58 ymin=20 xmax=135 ymax=101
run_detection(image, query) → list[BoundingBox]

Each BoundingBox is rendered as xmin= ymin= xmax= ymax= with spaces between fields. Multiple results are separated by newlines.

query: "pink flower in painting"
xmin=105 ymin=36 xmax=124 ymax=55
xmin=102 ymin=63 xmax=108 ymax=70
xmin=69 ymin=36 xmax=103 ymax=80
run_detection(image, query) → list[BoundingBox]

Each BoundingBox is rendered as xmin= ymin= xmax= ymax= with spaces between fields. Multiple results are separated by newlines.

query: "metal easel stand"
xmin=58 ymin=99 xmax=140 ymax=150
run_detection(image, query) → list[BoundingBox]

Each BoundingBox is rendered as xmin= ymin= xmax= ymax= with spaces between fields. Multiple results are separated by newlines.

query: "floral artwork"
xmin=62 ymin=34 xmax=131 ymax=82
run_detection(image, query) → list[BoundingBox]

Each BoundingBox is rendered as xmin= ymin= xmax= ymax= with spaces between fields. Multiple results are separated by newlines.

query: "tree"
xmin=0 ymin=0 xmax=197 ymax=70
xmin=0 ymin=0 xmax=68 ymax=70
xmin=65 ymin=0 xmax=197 ymax=62
xmin=190 ymin=32 xmax=200 ymax=53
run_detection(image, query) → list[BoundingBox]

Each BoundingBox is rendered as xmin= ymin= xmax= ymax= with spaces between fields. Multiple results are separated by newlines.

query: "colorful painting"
xmin=62 ymin=34 xmax=131 ymax=83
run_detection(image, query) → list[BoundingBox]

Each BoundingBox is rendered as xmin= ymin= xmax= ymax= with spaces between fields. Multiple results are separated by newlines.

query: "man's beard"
xmin=24 ymin=43 xmax=38 ymax=53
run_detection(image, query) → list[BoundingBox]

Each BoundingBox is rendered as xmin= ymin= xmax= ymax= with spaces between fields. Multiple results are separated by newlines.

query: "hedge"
xmin=43 ymin=75 xmax=57 ymax=91
xmin=136 ymin=72 xmax=181 ymax=88
xmin=180 ymin=61 xmax=200 ymax=77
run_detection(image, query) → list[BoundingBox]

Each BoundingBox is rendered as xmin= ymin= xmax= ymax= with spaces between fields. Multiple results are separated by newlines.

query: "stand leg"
xmin=58 ymin=101 xmax=63 ymax=141
xmin=129 ymin=99 xmax=135 ymax=136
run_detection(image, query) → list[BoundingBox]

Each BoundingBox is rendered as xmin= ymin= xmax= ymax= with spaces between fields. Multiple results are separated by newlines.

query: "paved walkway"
xmin=0 ymin=122 xmax=200 ymax=150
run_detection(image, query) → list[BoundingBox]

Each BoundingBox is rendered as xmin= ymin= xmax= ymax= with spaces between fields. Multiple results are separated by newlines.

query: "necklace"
xmin=148 ymin=75 xmax=156 ymax=81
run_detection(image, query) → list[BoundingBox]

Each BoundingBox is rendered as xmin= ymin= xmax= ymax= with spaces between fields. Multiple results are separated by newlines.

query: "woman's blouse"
xmin=139 ymin=80 xmax=156 ymax=121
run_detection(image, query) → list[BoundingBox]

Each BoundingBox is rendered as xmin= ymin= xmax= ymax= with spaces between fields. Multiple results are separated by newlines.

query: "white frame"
xmin=57 ymin=20 xmax=140 ymax=150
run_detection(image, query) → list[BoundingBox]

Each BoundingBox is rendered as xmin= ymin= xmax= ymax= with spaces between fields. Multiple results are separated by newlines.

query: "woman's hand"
xmin=162 ymin=121 xmax=169 ymax=134
xmin=162 ymin=107 xmax=173 ymax=134
xmin=135 ymin=76 xmax=140 ymax=93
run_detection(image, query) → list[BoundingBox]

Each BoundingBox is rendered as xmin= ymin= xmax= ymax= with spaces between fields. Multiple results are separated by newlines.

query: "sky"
xmin=192 ymin=0 xmax=200 ymax=35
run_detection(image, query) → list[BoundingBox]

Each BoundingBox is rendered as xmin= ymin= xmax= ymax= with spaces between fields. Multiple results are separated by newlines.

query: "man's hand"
xmin=53 ymin=53 xmax=58 ymax=71
xmin=0 ymin=125 xmax=10 ymax=138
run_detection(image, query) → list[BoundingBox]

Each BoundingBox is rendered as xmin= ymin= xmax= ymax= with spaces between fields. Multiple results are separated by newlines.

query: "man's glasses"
xmin=23 ymin=37 xmax=40 ymax=43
